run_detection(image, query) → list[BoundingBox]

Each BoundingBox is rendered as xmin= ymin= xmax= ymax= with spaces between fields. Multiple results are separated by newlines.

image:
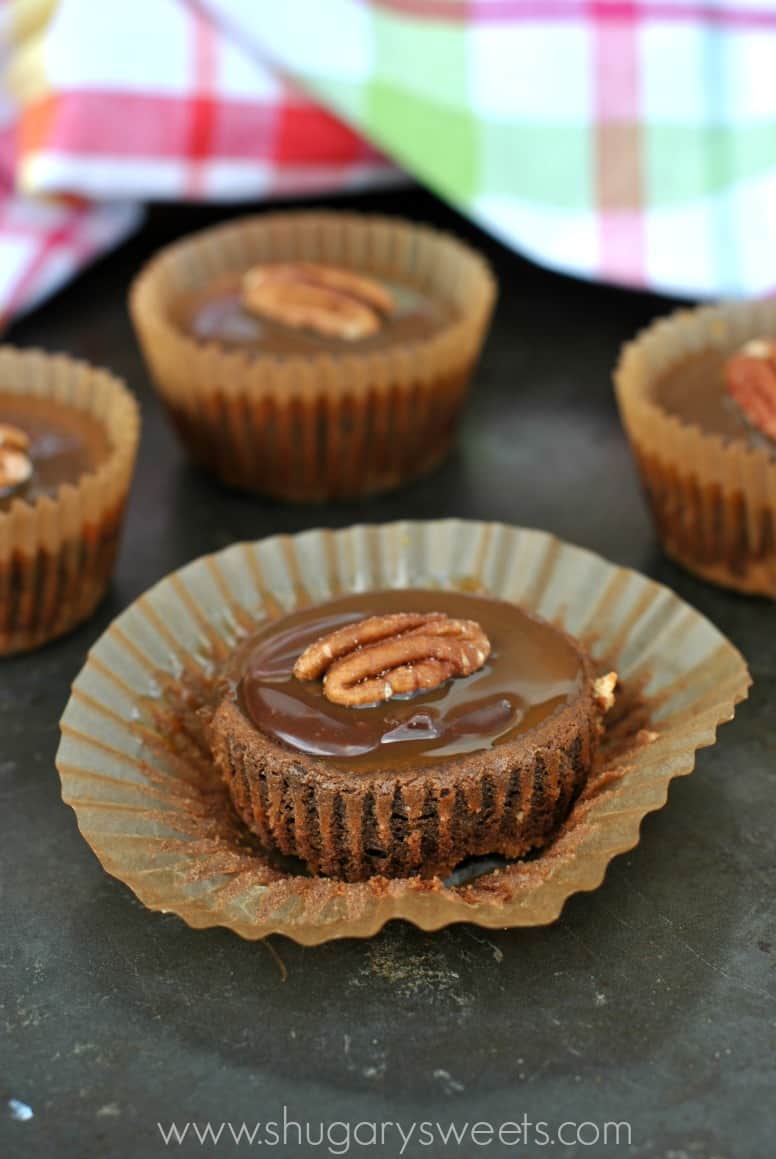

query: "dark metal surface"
xmin=2 ymin=189 xmax=774 ymax=1159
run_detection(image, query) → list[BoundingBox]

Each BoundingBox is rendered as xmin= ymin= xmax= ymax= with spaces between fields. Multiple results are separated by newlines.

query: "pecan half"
xmin=242 ymin=262 xmax=394 ymax=341
xmin=293 ymin=612 xmax=491 ymax=707
xmin=725 ymin=337 xmax=776 ymax=442
xmin=0 ymin=448 xmax=33 ymax=494
xmin=0 ymin=422 xmax=30 ymax=452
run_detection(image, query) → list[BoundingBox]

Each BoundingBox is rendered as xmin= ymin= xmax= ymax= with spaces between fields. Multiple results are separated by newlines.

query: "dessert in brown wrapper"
xmin=0 ymin=347 xmax=139 ymax=655
xmin=129 ymin=211 xmax=496 ymax=502
xmin=55 ymin=521 xmax=750 ymax=942
xmin=208 ymin=589 xmax=615 ymax=881
xmin=614 ymin=299 xmax=776 ymax=596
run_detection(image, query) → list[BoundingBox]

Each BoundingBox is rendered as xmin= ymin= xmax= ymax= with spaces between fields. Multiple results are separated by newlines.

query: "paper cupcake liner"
xmin=614 ymin=299 xmax=776 ymax=596
xmin=56 ymin=521 xmax=749 ymax=944
xmin=0 ymin=347 xmax=140 ymax=655
xmin=129 ymin=212 xmax=496 ymax=502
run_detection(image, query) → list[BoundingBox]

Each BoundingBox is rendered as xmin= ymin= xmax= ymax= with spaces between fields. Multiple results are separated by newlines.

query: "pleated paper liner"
xmin=615 ymin=298 xmax=776 ymax=596
xmin=0 ymin=347 xmax=139 ymax=655
xmin=129 ymin=212 xmax=496 ymax=502
xmin=56 ymin=521 xmax=749 ymax=944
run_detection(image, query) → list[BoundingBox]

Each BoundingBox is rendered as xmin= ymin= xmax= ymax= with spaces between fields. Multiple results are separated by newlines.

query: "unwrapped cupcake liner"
xmin=129 ymin=212 xmax=496 ymax=502
xmin=0 ymin=347 xmax=139 ymax=655
xmin=614 ymin=298 xmax=776 ymax=596
xmin=56 ymin=520 xmax=749 ymax=943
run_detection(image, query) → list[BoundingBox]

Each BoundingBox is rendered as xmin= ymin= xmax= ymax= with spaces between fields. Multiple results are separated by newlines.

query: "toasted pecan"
xmin=242 ymin=262 xmax=394 ymax=340
xmin=0 ymin=448 xmax=33 ymax=493
xmin=293 ymin=611 xmax=491 ymax=707
xmin=0 ymin=423 xmax=31 ymax=452
xmin=725 ymin=337 xmax=776 ymax=443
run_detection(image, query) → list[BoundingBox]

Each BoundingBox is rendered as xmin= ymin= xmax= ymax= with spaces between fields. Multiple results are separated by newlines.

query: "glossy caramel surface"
xmin=238 ymin=589 xmax=585 ymax=770
xmin=0 ymin=392 xmax=110 ymax=507
xmin=171 ymin=273 xmax=452 ymax=355
xmin=651 ymin=348 xmax=774 ymax=452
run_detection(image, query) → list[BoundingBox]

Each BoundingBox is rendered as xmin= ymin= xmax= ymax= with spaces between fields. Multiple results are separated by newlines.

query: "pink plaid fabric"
xmin=0 ymin=0 xmax=396 ymax=325
xmin=3 ymin=0 xmax=774 ymax=319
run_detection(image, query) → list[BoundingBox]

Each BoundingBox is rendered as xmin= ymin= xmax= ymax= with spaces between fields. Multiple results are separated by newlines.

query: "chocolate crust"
xmin=209 ymin=652 xmax=604 ymax=882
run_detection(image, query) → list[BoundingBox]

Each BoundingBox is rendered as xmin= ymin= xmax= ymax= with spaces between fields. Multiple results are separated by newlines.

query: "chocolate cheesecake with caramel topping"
xmin=615 ymin=301 xmax=776 ymax=596
xmin=130 ymin=211 xmax=496 ymax=501
xmin=0 ymin=348 xmax=138 ymax=655
xmin=208 ymin=590 xmax=616 ymax=881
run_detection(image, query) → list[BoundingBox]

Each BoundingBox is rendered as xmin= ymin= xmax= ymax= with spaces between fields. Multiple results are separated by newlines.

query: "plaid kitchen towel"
xmin=2 ymin=0 xmax=776 ymax=324
xmin=208 ymin=0 xmax=776 ymax=299
xmin=0 ymin=0 xmax=395 ymax=324
xmin=0 ymin=1 xmax=142 ymax=324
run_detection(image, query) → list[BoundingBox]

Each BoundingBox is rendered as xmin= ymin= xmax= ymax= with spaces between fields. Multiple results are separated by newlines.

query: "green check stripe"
xmin=480 ymin=124 xmax=592 ymax=209
xmin=364 ymin=7 xmax=478 ymax=201
xmin=647 ymin=125 xmax=776 ymax=206
xmin=266 ymin=0 xmax=776 ymax=294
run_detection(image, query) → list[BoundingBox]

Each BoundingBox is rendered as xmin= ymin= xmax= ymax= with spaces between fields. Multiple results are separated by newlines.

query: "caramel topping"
xmin=725 ymin=337 xmax=776 ymax=443
xmin=242 ymin=262 xmax=394 ymax=340
xmin=239 ymin=591 xmax=586 ymax=767
xmin=294 ymin=611 xmax=491 ymax=707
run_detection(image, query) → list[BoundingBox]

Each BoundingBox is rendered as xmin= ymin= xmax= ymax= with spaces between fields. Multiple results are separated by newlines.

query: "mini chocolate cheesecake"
xmin=0 ymin=393 xmax=110 ymax=508
xmin=0 ymin=348 xmax=139 ymax=655
xmin=618 ymin=330 xmax=776 ymax=594
xmin=209 ymin=590 xmax=615 ymax=881
xmin=130 ymin=213 xmax=496 ymax=501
